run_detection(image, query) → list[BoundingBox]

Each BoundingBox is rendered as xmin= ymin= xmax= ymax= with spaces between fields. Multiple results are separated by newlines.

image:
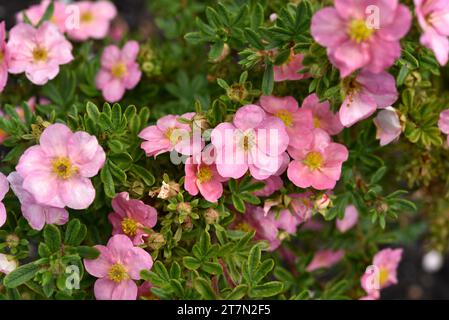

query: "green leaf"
xmin=3 ymin=260 xmax=45 ymax=288
xmin=231 ymin=194 xmax=245 ymax=213
xmin=86 ymin=101 xmax=101 ymax=122
xmin=253 ymin=259 xmax=274 ymax=284
xmin=132 ymin=164 xmax=155 ymax=186
xmin=225 ymin=284 xmax=248 ymax=299
xmin=262 ymin=62 xmax=274 ymax=95
xmin=249 ymin=281 xmax=284 ymax=298
xmin=247 ymin=245 xmax=261 ymax=278
xmin=209 ymin=41 xmax=225 ymax=60
xmin=44 ymin=224 xmax=61 ymax=253
xmin=194 ymin=278 xmax=216 ymax=300
xmin=183 ymin=256 xmax=201 ymax=270
xmin=100 ymin=162 xmax=116 ymax=198
xmin=76 ymin=246 xmax=100 ymax=259
xmin=201 ymin=262 xmax=223 ymax=275
xmin=64 ymin=219 xmax=81 ymax=246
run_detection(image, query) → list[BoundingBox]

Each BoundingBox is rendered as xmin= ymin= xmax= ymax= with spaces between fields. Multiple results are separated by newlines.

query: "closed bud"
xmin=147 ymin=232 xmax=166 ymax=251
xmin=204 ymin=208 xmax=219 ymax=224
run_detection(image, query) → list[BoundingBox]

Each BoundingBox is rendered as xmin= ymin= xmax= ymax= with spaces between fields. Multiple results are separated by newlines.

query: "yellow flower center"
xmin=313 ymin=116 xmax=321 ymax=128
xmin=111 ymin=62 xmax=127 ymax=78
xmin=275 ymin=109 xmax=293 ymax=127
xmin=0 ymin=50 xmax=4 ymax=63
xmin=348 ymin=19 xmax=375 ymax=43
xmin=121 ymin=217 xmax=139 ymax=237
xmin=235 ymin=222 xmax=254 ymax=233
xmin=379 ymin=267 xmax=389 ymax=287
xmin=32 ymin=47 xmax=48 ymax=62
xmin=52 ymin=157 xmax=77 ymax=179
xmin=197 ymin=166 xmax=213 ymax=183
xmin=240 ymin=131 xmax=255 ymax=151
xmin=303 ymin=151 xmax=323 ymax=170
xmin=81 ymin=11 xmax=94 ymax=23
xmin=108 ymin=263 xmax=128 ymax=283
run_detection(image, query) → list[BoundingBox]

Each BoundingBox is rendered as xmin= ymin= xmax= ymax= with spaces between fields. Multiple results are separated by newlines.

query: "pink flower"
xmin=7 ymin=22 xmax=73 ymax=85
xmin=17 ymin=0 xmax=69 ymax=33
xmin=339 ymin=71 xmax=398 ymax=127
xmin=287 ymin=129 xmax=348 ymax=190
xmin=306 ymin=249 xmax=345 ymax=272
xmin=438 ymin=109 xmax=449 ymax=144
xmin=211 ymin=104 xmax=289 ymax=180
xmin=253 ymin=175 xmax=283 ymax=197
xmin=0 ymin=172 xmax=9 ymax=227
xmin=311 ymin=0 xmax=411 ymax=77
xmin=0 ymin=22 xmax=10 ymax=93
xmin=336 ymin=205 xmax=358 ymax=233
xmin=288 ymin=193 xmax=314 ymax=223
xmin=139 ymin=112 xmax=200 ymax=157
xmin=361 ymin=248 xmax=403 ymax=299
xmin=373 ymin=107 xmax=402 ymax=146
xmin=16 ymin=124 xmax=106 ymax=210
xmin=184 ymin=153 xmax=228 ymax=203
xmin=301 ymin=93 xmax=343 ymax=136
xmin=96 ymin=41 xmax=142 ymax=103
xmin=415 ymin=0 xmax=449 ymax=65
xmin=259 ymin=95 xmax=314 ymax=146
xmin=233 ymin=205 xmax=300 ymax=251
xmin=138 ymin=281 xmax=155 ymax=299
xmin=108 ymin=192 xmax=158 ymax=245
xmin=84 ymin=235 xmax=153 ymax=300
xmin=273 ymin=51 xmax=308 ymax=82
xmin=7 ymin=172 xmax=68 ymax=231
xmin=67 ymin=1 xmax=117 ymax=41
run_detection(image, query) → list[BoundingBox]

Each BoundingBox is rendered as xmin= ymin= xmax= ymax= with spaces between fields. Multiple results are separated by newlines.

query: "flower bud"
xmin=204 ymin=208 xmax=219 ymax=224
xmin=6 ymin=234 xmax=20 ymax=248
xmin=147 ymin=232 xmax=166 ymax=251
xmin=314 ymin=193 xmax=331 ymax=215
xmin=155 ymin=181 xmax=180 ymax=199
xmin=0 ymin=253 xmax=18 ymax=274
xmin=177 ymin=202 xmax=192 ymax=214
xmin=182 ymin=216 xmax=193 ymax=231
xmin=226 ymin=84 xmax=248 ymax=102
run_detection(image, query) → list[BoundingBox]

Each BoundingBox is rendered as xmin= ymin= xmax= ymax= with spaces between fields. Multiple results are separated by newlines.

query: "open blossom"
xmin=306 ymin=249 xmax=345 ymax=272
xmin=287 ymin=129 xmax=348 ymax=190
xmin=84 ymin=235 xmax=153 ymax=300
xmin=211 ymin=104 xmax=289 ymax=180
xmin=415 ymin=0 xmax=449 ymax=65
xmin=273 ymin=51 xmax=308 ymax=82
xmin=0 ymin=253 xmax=17 ymax=274
xmin=373 ymin=107 xmax=402 ymax=146
xmin=438 ymin=109 xmax=449 ymax=145
xmin=301 ymin=93 xmax=343 ymax=136
xmin=67 ymin=1 xmax=117 ymax=41
xmin=339 ymin=71 xmax=398 ymax=127
xmin=108 ymin=192 xmax=158 ymax=245
xmin=139 ymin=112 xmax=200 ymax=157
xmin=253 ymin=176 xmax=283 ymax=197
xmin=336 ymin=205 xmax=358 ymax=233
xmin=259 ymin=95 xmax=314 ymax=146
xmin=0 ymin=22 xmax=9 ymax=93
xmin=311 ymin=0 xmax=411 ymax=77
xmin=7 ymin=22 xmax=73 ymax=85
xmin=16 ymin=124 xmax=105 ymax=210
xmin=0 ymin=172 xmax=9 ymax=227
xmin=361 ymin=248 xmax=403 ymax=299
xmin=17 ymin=0 xmax=69 ymax=33
xmin=184 ymin=153 xmax=228 ymax=203
xmin=7 ymin=172 xmax=68 ymax=231
xmin=233 ymin=206 xmax=300 ymax=251
xmin=96 ymin=41 xmax=142 ymax=103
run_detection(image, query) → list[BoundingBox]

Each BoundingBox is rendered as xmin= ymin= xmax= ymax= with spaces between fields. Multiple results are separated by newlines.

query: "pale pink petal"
xmin=59 ymin=177 xmax=96 ymax=210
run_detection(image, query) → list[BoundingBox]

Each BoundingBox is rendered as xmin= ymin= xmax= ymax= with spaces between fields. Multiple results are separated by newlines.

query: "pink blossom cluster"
xmin=1 ymin=1 xmax=139 ymax=103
